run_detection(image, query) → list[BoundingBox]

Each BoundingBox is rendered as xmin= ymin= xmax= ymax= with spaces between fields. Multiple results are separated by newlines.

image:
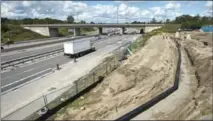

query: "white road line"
xmin=1 ymin=70 xmax=53 ymax=95
xmin=1 ymin=67 xmax=35 ymax=78
xmin=1 ymin=52 xmax=64 ymax=73
xmin=1 ymin=68 xmax=52 ymax=89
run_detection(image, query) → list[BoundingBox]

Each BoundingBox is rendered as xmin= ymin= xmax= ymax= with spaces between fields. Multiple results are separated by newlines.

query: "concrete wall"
xmin=74 ymin=28 xmax=81 ymax=36
xmin=49 ymin=28 xmax=59 ymax=37
xmin=144 ymin=26 xmax=162 ymax=33
xmin=23 ymin=27 xmax=59 ymax=37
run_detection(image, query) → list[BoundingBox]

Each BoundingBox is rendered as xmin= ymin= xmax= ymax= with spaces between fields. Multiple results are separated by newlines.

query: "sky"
xmin=1 ymin=1 xmax=213 ymax=23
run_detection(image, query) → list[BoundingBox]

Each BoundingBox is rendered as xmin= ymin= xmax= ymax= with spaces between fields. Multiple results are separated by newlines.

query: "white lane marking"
xmin=1 ymin=70 xmax=53 ymax=95
xmin=1 ymin=67 xmax=35 ymax=78
xmin=1 ymin=52 xmax=64 ymax=73
xmin=1 ymin=68 xmax=52 ymax=89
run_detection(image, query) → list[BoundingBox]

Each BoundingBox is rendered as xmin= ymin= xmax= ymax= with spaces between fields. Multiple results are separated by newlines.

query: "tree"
xmin=150 ymin=18 xmax=157 ymax=24
xmin=166 ymin=19 xmax=170 ymax=23
xmin=67 ymin=15 xmax=74 ymax=23
xmin=90 ymin=21 xmax=95 ymax=24
xmin=80 ymin=20 xmax=86 ymax=24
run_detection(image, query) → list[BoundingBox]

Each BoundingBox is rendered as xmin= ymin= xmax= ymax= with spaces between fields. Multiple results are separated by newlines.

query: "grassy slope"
xmin=1 ymin=24 xmax=49 ymax=43
xmin=128 ymin=24 xmax=181 ymax=53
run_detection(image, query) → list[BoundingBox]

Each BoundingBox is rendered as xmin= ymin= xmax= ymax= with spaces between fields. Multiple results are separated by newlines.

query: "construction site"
xmin=45 ymin=31 xmax=212 ymax=120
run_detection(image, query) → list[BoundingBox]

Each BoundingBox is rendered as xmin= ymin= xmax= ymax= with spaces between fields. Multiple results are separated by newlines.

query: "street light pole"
xmin=164 ymin=9 xmax=167 ymax=24
xmin=117 ymin=6 xmax=118 ymax=24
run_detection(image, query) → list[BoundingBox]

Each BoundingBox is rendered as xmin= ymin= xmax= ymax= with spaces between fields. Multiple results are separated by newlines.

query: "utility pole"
xmin=164 ymin=9 xmax=167 ymax=24
xmin=117 ymin=6 xmax=118 ymax=24
xmin=76 ymin=12 xmax=79 ymax=22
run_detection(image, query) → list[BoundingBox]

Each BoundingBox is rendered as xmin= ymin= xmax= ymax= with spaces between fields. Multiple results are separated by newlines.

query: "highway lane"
xmin=1 ymin=35 xmax=87 ymax=49
xmin=1 ymin=36 xmax=99 ymax=62
xmin=1 ymin=28 xmax=134 ymax=62
xmin=1 ymin=34 xmax=135 ymax=91
xmin=1 ymin=44 xmax=63 ymax=62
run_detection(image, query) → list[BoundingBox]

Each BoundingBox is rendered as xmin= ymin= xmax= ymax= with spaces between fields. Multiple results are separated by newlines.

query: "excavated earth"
xmin=175 ymin=31 xmax=213 ymax=120
xmin=135 ymin=31 xmax=212 ymax=120
xmin=53 ymin=34 xmax=179 ymax=120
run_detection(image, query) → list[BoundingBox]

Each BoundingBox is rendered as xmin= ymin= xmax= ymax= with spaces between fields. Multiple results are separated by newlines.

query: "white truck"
xmin=63 ymin=38 xmax=95 ymax=57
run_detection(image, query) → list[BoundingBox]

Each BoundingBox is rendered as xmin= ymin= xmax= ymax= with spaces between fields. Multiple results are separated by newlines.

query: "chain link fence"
xmin=1 ymin=41 xmax=130 ymax=120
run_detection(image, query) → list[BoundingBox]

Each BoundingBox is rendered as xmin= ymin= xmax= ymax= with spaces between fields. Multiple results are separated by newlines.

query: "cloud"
xmin=149 ymin=2 xmax=182 ymax=21
xmin=206 ymin=1 xmax=213 ymax=9
xmin=165 ymin=2 xmax=181 ymax=10
xmin=0 ymin=1 xmax=201 ymax=23
xmin=203 ymin=1 xmax=213 ymax=16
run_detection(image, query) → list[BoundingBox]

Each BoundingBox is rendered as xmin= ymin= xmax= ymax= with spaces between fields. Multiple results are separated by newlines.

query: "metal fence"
xmin=1 ymin=42 xmax=129 ymax=120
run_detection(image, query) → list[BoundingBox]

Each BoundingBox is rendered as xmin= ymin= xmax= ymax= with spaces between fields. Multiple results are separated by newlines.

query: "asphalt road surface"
xmin=1 ymin=36 xmax=99 ymax=62
xmin=1 ymin=34 xmax=137 ymax=92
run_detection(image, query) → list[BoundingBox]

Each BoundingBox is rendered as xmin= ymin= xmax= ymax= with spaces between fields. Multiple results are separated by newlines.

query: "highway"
xmin=1 ymin=34 xmax=137 ymax=93
xmin=1 ymin=36 xmax=99 ymax=62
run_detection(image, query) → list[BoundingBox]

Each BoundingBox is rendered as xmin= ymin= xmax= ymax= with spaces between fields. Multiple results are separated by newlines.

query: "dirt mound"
xmin=143 ymin=32 xmax=213 ymax=120
xmin=53 ymin=34 xmax=178 ymax=120
xmin=181 ymin=32 xmax=213 ymax=119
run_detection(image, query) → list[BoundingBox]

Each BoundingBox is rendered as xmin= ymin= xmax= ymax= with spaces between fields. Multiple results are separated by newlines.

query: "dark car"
xmin=1 ymin=46 xmax=4 ymax=49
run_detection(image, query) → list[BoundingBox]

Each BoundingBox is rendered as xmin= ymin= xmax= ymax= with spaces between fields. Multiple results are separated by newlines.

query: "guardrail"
xmin=2 ymin=40 xmax=127 ymax=120
xmin=1 ymin=35 xmax=117 ymax=70
xmin=1 ymin=35 xmax=140 ymax=120
xmin=1 ymin=38 xmax=131 ymax=120
xmin=1 ymin=48 xmax=63 ymax=70
xmin=1 ymin=34 xmax=99 ymax=52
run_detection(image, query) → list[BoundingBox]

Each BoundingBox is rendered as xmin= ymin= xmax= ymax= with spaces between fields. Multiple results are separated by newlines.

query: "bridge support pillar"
xmin=122 ymin=27 xmax=125 ymax=34
xmin=98 ymin=27 xmax=103 ymax=34
xmin=74 ymin=28 xmax=81 ymax=36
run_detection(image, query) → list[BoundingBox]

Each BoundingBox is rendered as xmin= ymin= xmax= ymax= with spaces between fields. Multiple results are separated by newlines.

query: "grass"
xmin=1 ymin=24 xmax=49 ymax=44
xmin=58 ymin=27 xmax=72 ymax=36
xmin=1 ymin=24 xmax=97 ymax=44
xmin=128 ymin=24 xmax=180 ymax=53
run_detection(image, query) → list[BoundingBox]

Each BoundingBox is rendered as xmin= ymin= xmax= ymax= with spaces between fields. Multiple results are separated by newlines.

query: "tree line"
xmin=171 ymin=15 xmax=212 ymax=29
xmin=131 ymin=15 xmax=212 ymax=30
xmin=1 ymin=14 xmax=212 ymax=31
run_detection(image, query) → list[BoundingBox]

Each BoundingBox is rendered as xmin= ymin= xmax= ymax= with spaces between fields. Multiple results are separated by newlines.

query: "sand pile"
xmin=54 ymin=34 xmax=178 ymax=120
xmin=139 ymin=32 xmax=213 ymax=120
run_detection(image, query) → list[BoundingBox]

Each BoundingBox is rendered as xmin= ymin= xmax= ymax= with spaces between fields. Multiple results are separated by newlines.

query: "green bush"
xmin=128 ymin=28 xmax=163 ymax=53
xmin=1 ymin=24 xmax=48 ymax=43
xmin=58 ymin=27 xmax=70 ymax=36
xmin=5 ymin=40 xmax=14 ymax=45
xmin=161 ymin=24 xmax=181 ymax=33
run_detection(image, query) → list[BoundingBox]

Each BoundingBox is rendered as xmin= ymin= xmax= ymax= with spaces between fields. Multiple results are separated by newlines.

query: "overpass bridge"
xmin=21 ymin=24 xmax=164 ymax=37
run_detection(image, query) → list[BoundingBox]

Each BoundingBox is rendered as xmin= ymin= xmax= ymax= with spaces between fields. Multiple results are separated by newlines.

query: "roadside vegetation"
xmin=1 ymin=16 xmax=96 ymax=44
xmin=1 ymin=24 xmax=48 ymax=44
xmin=128 ymin=24 xmax=180 ymax=53
xmin=1 ymin=14 xmax=211 ymax=44
xmin=132 ymin=15 xmax=212 ymax=30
